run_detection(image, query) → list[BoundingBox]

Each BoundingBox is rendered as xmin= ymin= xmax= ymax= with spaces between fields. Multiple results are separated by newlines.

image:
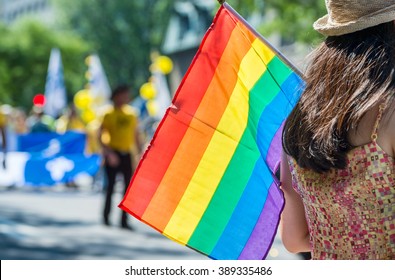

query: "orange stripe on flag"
xmin=141 ymin=19 xmax=256 ymax=232
xmin=119 ymin=8 xmax=236 ymax=218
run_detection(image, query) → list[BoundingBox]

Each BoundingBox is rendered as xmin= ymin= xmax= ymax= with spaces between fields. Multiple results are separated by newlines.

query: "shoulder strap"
xmin=371 ymin=103 xmax=386 ymax=142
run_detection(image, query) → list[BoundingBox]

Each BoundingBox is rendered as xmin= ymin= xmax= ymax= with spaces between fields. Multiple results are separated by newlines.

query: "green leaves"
xmin=226 ymin=0 xmax=326 ymax=44
xmin=54 ymin=0 xmax=175 ymax=94
xmin=0 ymin=0 xmax=327 ymax=109
xmin=0 ymin=20 xmax=89 ymax=109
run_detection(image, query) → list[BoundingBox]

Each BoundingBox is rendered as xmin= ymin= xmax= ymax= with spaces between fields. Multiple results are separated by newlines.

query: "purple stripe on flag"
xmin=238 ymin=182 xmax=284 ymax=260
xmin=266 ymin=122 xmax=285 ymax=173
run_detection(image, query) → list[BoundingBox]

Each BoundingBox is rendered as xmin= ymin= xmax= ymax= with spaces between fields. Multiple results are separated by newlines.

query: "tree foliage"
xmin=0 ymin=0 xmax=327 ymax=108
xmin=226 ymin=0 xmax=327 ymax=44
xmin=0 ymin=20 xmax=90 ymax=109
xmin=54 ymin=0 xmax=175 ymax=93
xmin=225 ymin=0 xmax=265 ymax=18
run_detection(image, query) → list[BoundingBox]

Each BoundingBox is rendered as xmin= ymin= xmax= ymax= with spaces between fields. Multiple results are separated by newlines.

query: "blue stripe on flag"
xmin=210 ymin=157 xmax=273 ymax=259
xmin=257 ymin=73 xmax=304 ymax=160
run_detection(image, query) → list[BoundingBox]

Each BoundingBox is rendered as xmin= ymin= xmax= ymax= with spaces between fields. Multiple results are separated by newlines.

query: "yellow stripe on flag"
xmin=141 ymin=26 xmax=250 ymax=230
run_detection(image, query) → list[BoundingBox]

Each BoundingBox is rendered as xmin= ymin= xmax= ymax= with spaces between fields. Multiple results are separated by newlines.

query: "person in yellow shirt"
xmin=0 ymin=109 xmax=7 ymax=169
xmin=99 ymin=85 xmax=142 ymax=229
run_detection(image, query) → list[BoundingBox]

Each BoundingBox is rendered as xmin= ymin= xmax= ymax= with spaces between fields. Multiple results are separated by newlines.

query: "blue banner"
xmin=18 ymin=132 xmax=86 ymax=155
xmin=24 ymin=154 xmax=101 ymax=186
xmin=15 ymin=132 xmax=101 ymax=186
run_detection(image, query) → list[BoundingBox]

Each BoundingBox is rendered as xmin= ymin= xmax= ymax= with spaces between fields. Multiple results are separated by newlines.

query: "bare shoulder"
xmin=381 ymin=102 xmax=395 ymax=157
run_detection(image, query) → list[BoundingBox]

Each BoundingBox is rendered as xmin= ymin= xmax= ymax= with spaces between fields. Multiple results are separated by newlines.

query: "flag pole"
xmin=218 ymin=1 xmax=305 ymax=78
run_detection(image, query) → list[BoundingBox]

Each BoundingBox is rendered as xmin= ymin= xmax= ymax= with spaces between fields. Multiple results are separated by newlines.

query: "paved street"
xmin=0 ymin=186 xmax=301 ymax=260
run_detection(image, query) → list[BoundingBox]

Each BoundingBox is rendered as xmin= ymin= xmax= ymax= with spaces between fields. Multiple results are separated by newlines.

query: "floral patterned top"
xmin=288 ymin=104 xmax=395 ymax=259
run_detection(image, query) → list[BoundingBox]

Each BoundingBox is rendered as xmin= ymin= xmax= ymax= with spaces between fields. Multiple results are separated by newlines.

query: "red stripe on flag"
xmin=119 ymin=7 xmax=236 ymax=218
xmin=141 ymin=24 xmax=254 ymax=232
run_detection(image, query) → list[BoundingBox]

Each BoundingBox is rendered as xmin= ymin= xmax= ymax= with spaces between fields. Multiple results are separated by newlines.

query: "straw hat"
xmin=314 ymin=0 xmax=395 ymax=36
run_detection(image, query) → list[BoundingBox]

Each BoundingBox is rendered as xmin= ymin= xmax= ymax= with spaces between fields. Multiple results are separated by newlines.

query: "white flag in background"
xmin=44 ymin=48 xmax=67 ymax=117
xmin=86 ymin=54 xmax=111 ymax=107
xmin=153 ymin=70 xmax=172 ymax=118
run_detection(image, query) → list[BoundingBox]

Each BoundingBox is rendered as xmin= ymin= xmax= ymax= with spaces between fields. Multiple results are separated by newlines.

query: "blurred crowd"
xmin=0 ymin=104 xmax=95 ymax=154
xmin=0 ymin=101 xmax=153 ymax=157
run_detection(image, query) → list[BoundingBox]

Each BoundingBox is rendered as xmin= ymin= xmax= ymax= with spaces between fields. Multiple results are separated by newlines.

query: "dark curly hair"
xmin=283 ymin=22 xmax=395 ymax=173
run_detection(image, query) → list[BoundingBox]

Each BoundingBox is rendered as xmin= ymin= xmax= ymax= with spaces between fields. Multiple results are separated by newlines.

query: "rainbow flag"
xmin=120 ymin=3 xmax=304 ymax=260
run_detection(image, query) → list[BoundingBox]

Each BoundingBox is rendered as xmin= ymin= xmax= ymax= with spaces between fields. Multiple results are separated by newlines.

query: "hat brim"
xmin=314 ymin=4 xmax=395 ymax=36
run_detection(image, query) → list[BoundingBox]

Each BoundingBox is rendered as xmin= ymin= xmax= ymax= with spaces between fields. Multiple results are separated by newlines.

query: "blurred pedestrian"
xmin=99 ymin=85 xmax=142 ymax=229
xmin=6 ymin=107 xmax=26 ymax=152
xmin=0 ymin=106 xmax=7 ymax=169
xmin=55 ymin=105 xmax=87 ymax=190
xmin=12 ymin=108 xmax=28 ymax=135
xmin=281 ymin=0 xmax=395 ymax=259
xmin=27 ymin=106 xmax=54 ymax=133
xmin=56 ymin=105 xmax=86 ymax=133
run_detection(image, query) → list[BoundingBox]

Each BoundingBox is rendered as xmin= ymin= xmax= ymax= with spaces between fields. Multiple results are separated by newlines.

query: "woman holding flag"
xmin=281 ymin=0 xmax=395 ymax=259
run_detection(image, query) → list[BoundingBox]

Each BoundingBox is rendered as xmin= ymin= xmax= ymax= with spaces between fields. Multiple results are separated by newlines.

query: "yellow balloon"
xmin=81 ymin=109 xmax=96 ymax=124
xmin=74 ymin=89 xmax=93 ymax=109
xmin=146 ymin=100 xmax=158 ymax=117
xmin=140 ymin=82 xmax=156 ymax=100
xmin=85 ymin=55 xmax=93 ymax=66
xmin=156 ymin=56 xmax=173 ymax=74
